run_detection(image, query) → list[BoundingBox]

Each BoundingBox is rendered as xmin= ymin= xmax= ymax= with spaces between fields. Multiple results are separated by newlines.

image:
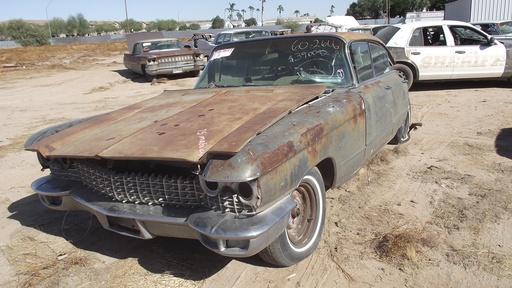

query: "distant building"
xmin=445 ymin=0 xmax=512 ymax=22
xmin=405 ymin=11 xmax=445 ymax=23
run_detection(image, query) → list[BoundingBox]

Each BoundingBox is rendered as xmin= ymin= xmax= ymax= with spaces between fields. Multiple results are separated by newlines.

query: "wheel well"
xmin=397 ymin=61 xmax=418 ymax=81
xmin=316 ymin=158 xmax=335 ymax=190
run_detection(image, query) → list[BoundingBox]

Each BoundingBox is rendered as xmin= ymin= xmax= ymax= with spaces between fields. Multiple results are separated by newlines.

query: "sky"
xmin=0 ymin=0 xmax=351 ymax=22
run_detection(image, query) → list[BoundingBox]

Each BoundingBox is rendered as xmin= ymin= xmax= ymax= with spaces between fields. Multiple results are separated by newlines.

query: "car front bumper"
xmin=31 ymin=175 xmax=295 ymax=257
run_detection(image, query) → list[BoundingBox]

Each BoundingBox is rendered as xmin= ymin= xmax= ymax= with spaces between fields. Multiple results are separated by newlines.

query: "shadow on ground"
xmin=495 ymin=128 xmax=512 ymax=160
xmin=113 ymin=69 xmax=200 ymax=84
xmin=7 ymin=194 xmax=244 ymax=280
xmin=410 ymin=80 xmax=509 ymax=91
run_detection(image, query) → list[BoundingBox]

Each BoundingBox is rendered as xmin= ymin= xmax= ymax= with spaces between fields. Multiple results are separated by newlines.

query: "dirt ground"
xmin=0 ymin=42 xmax=511 ymax=288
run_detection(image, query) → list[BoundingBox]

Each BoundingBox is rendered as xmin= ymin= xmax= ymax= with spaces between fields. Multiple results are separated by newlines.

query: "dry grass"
xmin=373 ymin=227 xmax=438 ymax=267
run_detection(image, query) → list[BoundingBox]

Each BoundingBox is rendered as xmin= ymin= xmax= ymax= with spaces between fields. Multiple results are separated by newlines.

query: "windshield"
xmin=499 ymin=21 xmax=512 ymax=34
xmin=195 ymin=36 xmax=353 ymax=89
xmin=374 ymin=26 xmax=400 ymax=44
xmin=142 ymin=40 xmax=181 ymax=52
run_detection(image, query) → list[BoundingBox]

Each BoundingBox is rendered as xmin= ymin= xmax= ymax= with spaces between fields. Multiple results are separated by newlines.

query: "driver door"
xmin=448 ymin=25 xmax=506 ymax=79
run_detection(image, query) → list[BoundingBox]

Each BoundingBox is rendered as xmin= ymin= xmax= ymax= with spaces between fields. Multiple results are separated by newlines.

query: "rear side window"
xmin=350 ymin=41 xmax=392 ymax=82
xmin=374 ymin=26 xmax=400 ymax=44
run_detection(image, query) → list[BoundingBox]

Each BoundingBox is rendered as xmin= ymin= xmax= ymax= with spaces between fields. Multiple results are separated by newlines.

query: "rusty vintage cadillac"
xmin=123 ymin=38 xmax=206 ymax=82
xmin=25 ymin=32 xmax=411 ymax=266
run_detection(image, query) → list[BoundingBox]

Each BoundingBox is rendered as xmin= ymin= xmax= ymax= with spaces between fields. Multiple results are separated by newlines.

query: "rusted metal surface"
xmin=27 ymin=85 xmax=327 ymax=163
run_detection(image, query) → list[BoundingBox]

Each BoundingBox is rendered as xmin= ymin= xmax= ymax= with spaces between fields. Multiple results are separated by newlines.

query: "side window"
xmin=133 ymin=43 xmax=142 ymax=54
xmin=370 ymin=43 xmax=391 ymax=76
xmin=449 ymin=26 xmax=488 ymax=45
xmin=350 ymin=42 xmax=373 ymax=82
xmin=409 ymin=28 xmax=425 ymax=46
xmin=409 ymin=26 xmax=446 ymax=46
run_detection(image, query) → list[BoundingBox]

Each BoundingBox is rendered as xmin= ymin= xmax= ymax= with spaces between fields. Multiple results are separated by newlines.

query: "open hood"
xmin=27 ymin=85 xmax=326 ymax=163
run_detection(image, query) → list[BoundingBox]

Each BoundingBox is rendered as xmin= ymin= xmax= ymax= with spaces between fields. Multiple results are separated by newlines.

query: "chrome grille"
xmin=49 ymin=160 xmax=252 ymax=213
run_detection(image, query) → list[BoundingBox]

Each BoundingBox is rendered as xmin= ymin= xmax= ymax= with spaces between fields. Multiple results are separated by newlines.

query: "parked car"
xmin=196 ymin=28 xmax=271 ymax=58
xmin=375 ymin=20 xmax=512 ymax=86
xmin=348 ymin=24 xmax=390 ymax=35
xmin=123 ymin=38 xmax=206 ymax=82
xmin=472 ymin=20 xmax=512 ymax=43
xmin=25 ymin=32 xmax=411 ymax=267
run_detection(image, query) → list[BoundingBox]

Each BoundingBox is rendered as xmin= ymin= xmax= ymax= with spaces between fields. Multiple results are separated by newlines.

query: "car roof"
xmin=136 ymin=38 xmax=179 ymax=43
xmin=392 ymin=20 xmax=472 ymax=29
xmin=471 ymin=20 xmax=511 ymax=24
xmin=218 ymin=28 xmax=269 ymax=34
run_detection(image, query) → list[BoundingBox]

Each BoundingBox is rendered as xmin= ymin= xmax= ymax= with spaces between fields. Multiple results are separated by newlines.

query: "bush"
xmin=244 ymin=18 xmax=258 ymax=27
xmin=282 ymin=20 xmax=302 ymax=33
xmin=6 ymin=19 xmax=49 ymax=46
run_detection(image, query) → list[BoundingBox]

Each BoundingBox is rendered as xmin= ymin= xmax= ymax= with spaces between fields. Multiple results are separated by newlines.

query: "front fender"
xmin=203 ymin=90 xmax=366 ymax=206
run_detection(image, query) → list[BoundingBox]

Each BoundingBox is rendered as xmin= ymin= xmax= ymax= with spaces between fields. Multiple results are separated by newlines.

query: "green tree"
xmin=277 ymin=5 xmax=284 ymax=18
xmin=94 ymin=23 xmax=118 ymax=35
xmin=329 ymin=5 xmax=335 ymax=16
xmin=0 ymin=23 xmax=6 ymax=39
xmin=282 ymin=20 xmax=301 ymax=33
xmin=294 ymin=10 xmax=300 ymax=17
xmin=346 ymin=0 xmax=382 ymax=19
xmin=260 ymin=0 xmax=266 ymax=25
xmin=248 ymin=6 xmax=255 ymax=18
xmin=429 ymin=0 xmax=452 ymax=11
xmin=313 ymin=17 xmax=323 ymax=23
xmin=6 ymin=19 xmax=49 ymax=46
xmin=226 ymin=3 xmax=238 ymax=21
xmin=49 ymin=17 xmax=66 ymax=37
xmin=66 ymin=13 xmax=90 ymax=36
xmin=119 ymin=18 xmax=143 ymax=32
xmin=188 ymin=23 xmax=201 ymax=30
xmin=244 ymin=17 xmax=258 ymax=26
xmin=179 ymin=24 xmax=188 ymax=30
xmin=148 ymin=19 xmax=178 ymax=31
xmin=211 ymin=15 xmax=225 ymax=29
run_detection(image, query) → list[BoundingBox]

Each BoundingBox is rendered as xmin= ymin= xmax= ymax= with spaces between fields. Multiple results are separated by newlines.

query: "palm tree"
xmin=294 ymin=10 xmax=300 ymax=17
xmin=260 ymin=0 xmax=266 ymax=26
xmin=226 ymin=3 xmax=238 ymax=22
xmin=256 ymin=8 xmax=260 ymax=22
xmin=329 ymin=5 xmax=335 ymax=16
xmin=241 ymin=9 xmax=246 ymax=19
xmin=277 ymin=5 xmax=284 ymax=18
xmin=248 ymin=6 xmax=255 ymax=18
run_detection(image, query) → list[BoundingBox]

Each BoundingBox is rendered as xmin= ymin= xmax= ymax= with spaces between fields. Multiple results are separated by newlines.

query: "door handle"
xmin=411 ymin=52 xmax=421 ymax=55
xmin=455 ymin=50 xmax=466 ymax=54
xmin=384 ymin=85 xmax=392 ymax=90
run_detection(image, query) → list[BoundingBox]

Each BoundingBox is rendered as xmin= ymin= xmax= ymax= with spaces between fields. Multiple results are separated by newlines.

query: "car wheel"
xmin=391 ymin=64 xmax=413 ymax=89
xmin=142 ymin=65 xmax=155 ymax=82
xmin=258 ymin=167 xmax=326 ymax=266
xmin=389 ymin=106 xmax=411 ymax=144
xmin=191 ymin=70 xmax=200 ymax=77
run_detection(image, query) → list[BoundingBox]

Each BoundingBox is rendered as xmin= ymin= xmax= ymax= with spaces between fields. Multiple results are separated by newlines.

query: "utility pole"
xmin=45 ymin=0 xmax=54 ymax=39
xmin=124 ymin=0 xmax=130 ymax=33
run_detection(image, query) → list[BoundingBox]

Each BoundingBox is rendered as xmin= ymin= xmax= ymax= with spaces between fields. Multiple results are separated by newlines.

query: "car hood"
xmin=27 ymin=85 xmax=326 ymax=163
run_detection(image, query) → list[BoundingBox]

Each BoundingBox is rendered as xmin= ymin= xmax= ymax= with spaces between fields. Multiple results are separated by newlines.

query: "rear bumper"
xmin=145 ymin=63 xmax=204 ymax=76
xmin=31 ymin=175 xmax=294 ymax=258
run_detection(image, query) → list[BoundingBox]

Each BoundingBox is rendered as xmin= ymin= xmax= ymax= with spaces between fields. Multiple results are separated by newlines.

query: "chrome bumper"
xmin=145 ymin=63 xmax=204 ymax=75
xmin=31 ymin=175 xmax=295 ymax=257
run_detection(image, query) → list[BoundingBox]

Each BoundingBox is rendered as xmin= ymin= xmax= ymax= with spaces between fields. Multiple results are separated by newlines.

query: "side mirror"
xmin=488 ymin=36 xmax=496 ymax=45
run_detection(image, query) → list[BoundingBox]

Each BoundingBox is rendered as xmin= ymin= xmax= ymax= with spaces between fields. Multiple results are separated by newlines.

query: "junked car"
xmin=123 ymin=38 xmax=206 ymax=82
xmin=196 ymin=28 xmax=271 ymax=58
xmin=472 ymin=20 xmax=512 ymax=43
xmin=348 ymin=24 xmax=390 ymax=35
xmin=375 ymin=20 xmax=512 ymax=86
xmin=25 ymin=32 xmax=411 ymax=266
